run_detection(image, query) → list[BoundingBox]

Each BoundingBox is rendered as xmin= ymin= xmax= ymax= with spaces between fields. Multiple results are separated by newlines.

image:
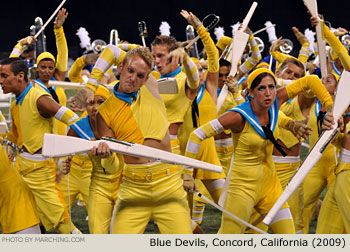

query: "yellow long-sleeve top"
xmin=323 ymin=25 xmax=350 ymax=71
xmin=215 ymin=34 xmax=261 ymax=74
xmin=117 ymin=43 xmax=140 ymax=51
xmin=86 ymin=45 xmax=126 ymax=92
xmin=197 ymin=25 xmax=219 ymax=73
xmin=68 ymin=56 xmax=114 ymax=83
xmin=54 ymin=26 xmax=68 ymax=72
xmin=9 ymin=42 xmax=25 ymax=58
xmin=270 ymin=40 xmax=310 ymax=71
xmin=68 ymin=56 xmax=86 ymax=83
xmin=278 ymin=97 xmax=306 ymax=149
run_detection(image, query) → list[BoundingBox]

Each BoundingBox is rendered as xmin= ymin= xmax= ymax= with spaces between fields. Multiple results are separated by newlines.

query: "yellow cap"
xmin=95 ymin=85 xmax=110 ymax=100
xmin=216 ymin=36 xmax=233 ymax=51
xmin=36 ymin=52 xmax=56 ymax=65
xmin=255 ymin=62 xmax=270 ymax=69
xmin=247 ymin=68 xmax=276 ymax=89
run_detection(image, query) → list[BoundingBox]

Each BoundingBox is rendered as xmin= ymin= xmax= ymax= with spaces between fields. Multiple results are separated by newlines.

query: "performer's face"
xmin=152 ymin=44 xmax=173 ymax=75
xmin=0 ymin=64 xmax=24 ymax=95
xmin=37 ymin=60 xmax=55 ymax=83
xmin=118 ymin=55 xmax=150 ymax=93
xmin=86 ymin=95 xmax=105 ymax=120
xmin=278 ymin=63 xmax=304 ymax=80
xmin=218 ymin=65 xmax=230 ymax=89
xmin=250 ymin=75 xmax=276 ymax=109
xmin=322 ymin=73 xmax=337 ymax=101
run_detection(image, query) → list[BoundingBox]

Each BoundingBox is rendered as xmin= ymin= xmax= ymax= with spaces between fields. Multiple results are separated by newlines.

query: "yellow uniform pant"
xmin=215 ymin=138 xmax=233 ymax=175
xmin=16 ymin=154 xmax=76 ymax=233
xmin=88 ymin=174 xmax=120 ymax=234
xmin=316 ymin=162 xmax=350 ymax=233
xmin=302 ymin=147 xmax=336 ymax=233
xmin=58 ymin=155 xmax=92 ymax=209
xmin=0 ymin=147 xmax=40 ymax=233
xmin=111 ymin=162 xmax=192 ymax=234
xmin=218 ymin=164 xmax=294 ymax=234
xmin=275 ymin=160 xmax=304 ymax=233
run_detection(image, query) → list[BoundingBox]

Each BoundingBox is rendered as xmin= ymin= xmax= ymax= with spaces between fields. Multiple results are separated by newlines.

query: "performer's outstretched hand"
xmin=68 ymin=88 xmax=94 ymax=112
xmin=180 ymin=10 xmax=202 ymax=30
xmin=54 ymin=8 xmax=68 ymax=29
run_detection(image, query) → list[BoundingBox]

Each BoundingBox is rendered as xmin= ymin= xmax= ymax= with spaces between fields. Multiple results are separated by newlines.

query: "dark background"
xmin=1 ymin=0 xmax=349 ymax=59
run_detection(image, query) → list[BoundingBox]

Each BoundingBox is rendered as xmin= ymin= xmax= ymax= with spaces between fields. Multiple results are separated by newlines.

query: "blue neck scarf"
xmin=34 ymin=76 xmax=56 ymax=94
xmin=315 ymin=99 xmax=321 ymax=118
xmin=196 ymin=81 xmax=206 ymax=105
xmin=113 ymin=81 xmax=139 ymax=105
xmin=160 ymin=66 xmax=182 ymax=78
xmin=16 ymin=82 xmax=33 ymax=106
xmin=229 ymin=98 xmax=279 ymax=139
xmin=70 ymin=115 xmax=95 ymax=140
xmin=217 ymin=87 xmax=221 ymax=97
xmin=332 ymin=62 xmax=342 ymax=76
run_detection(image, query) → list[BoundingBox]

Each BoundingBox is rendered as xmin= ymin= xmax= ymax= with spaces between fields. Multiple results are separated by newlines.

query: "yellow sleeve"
xmin=197 ymin=25 xmax=219 ymax=73
xmin=278 ymin=111 xmax=292 ymax=129
xmin=68 ymin=56 xmax=86 ymax=83
xmin=86 ymin=45 xmax=126 ymax=92
xmin=183 ymin=53 xmax=200 ymax=89
xmin=117 ymin=43 xmax=140 ymax=51
xmin=216 ymin=36 xmax=233 ymax=51
xmin=184 ymin=119 xmax=225 ymax=175
xmin=285 ymin=75 xmax=333 ymax=110
xmin=9 ymin=42 xmax=23 ymax=58
xmin=239 ymin=35 xmax=262 ymax=74
xmin=54 ymin=26 xmax=68 ymax=72
xmin=270 ymin=50 xmax=291 ymax=64
xmin=323 ymin=25 xmax=350 ymax=71
xmin=100 ymin=153 xmax=120 ymax=174
xmin=298 ymin=41 xmax=310 ymax=64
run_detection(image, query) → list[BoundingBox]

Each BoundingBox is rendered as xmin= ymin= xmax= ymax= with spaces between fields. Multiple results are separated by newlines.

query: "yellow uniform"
xmin=302 ymin=101 xmax=337 ymax=233
xmin=316 ymin=123 xmax=350 ymax=233
xmin=106 ymin=83 xmax=192 ymax=234
xmin=11 ymin=84 xmax=78 ymax=233
xmin=185 ymin=107 xmax=294 ymax=233
xmin=57 ymin=153 xmax=92 ymax=210
xmin=0 ymin=145 xmax=40 ymax=233
xmin=274 ymin=97 xmax=305 ymax=233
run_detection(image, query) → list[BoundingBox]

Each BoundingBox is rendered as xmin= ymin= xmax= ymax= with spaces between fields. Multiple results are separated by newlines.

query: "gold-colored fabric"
xmin=278 ymin=97 xmax=306 ymax=148
xmin=159 ymin=71 xmax=192 ymax=124
xmin=0 ymin=146 xmax=40 ymax=233
xmin=112 ymin=162 xmax=192 ymax=234
xmin=131 ymin=85 xmax=169 ymax=141
xmin=13 ymin=88 xmax=53 ymax=153
xmin=97 ymin=94 xmax=144 ymax=144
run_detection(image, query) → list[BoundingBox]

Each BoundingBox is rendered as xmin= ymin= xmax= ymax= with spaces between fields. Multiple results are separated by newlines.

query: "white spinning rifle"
xmin=216 ymin=2 xmax=258 ymax=114
xmin=42 ymin=134 xmax=222 ymax=173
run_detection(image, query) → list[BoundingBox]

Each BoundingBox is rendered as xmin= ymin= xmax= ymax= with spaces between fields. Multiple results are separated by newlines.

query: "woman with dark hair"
xmin=184 ymin=68 xmax=333 ymax=233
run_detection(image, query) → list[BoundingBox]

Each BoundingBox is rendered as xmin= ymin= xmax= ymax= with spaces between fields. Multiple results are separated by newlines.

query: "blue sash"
xmin=70 ymin=115 xmax=95 ymax=140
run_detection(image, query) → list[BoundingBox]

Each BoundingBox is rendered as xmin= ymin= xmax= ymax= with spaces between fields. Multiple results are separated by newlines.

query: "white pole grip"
xmin=34 ymin=0 xmax=67 ymax=39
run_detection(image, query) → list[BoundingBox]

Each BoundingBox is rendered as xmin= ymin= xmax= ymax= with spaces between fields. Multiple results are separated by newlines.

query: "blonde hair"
xmin=123 ymin=47 xmax=154 ymax=72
